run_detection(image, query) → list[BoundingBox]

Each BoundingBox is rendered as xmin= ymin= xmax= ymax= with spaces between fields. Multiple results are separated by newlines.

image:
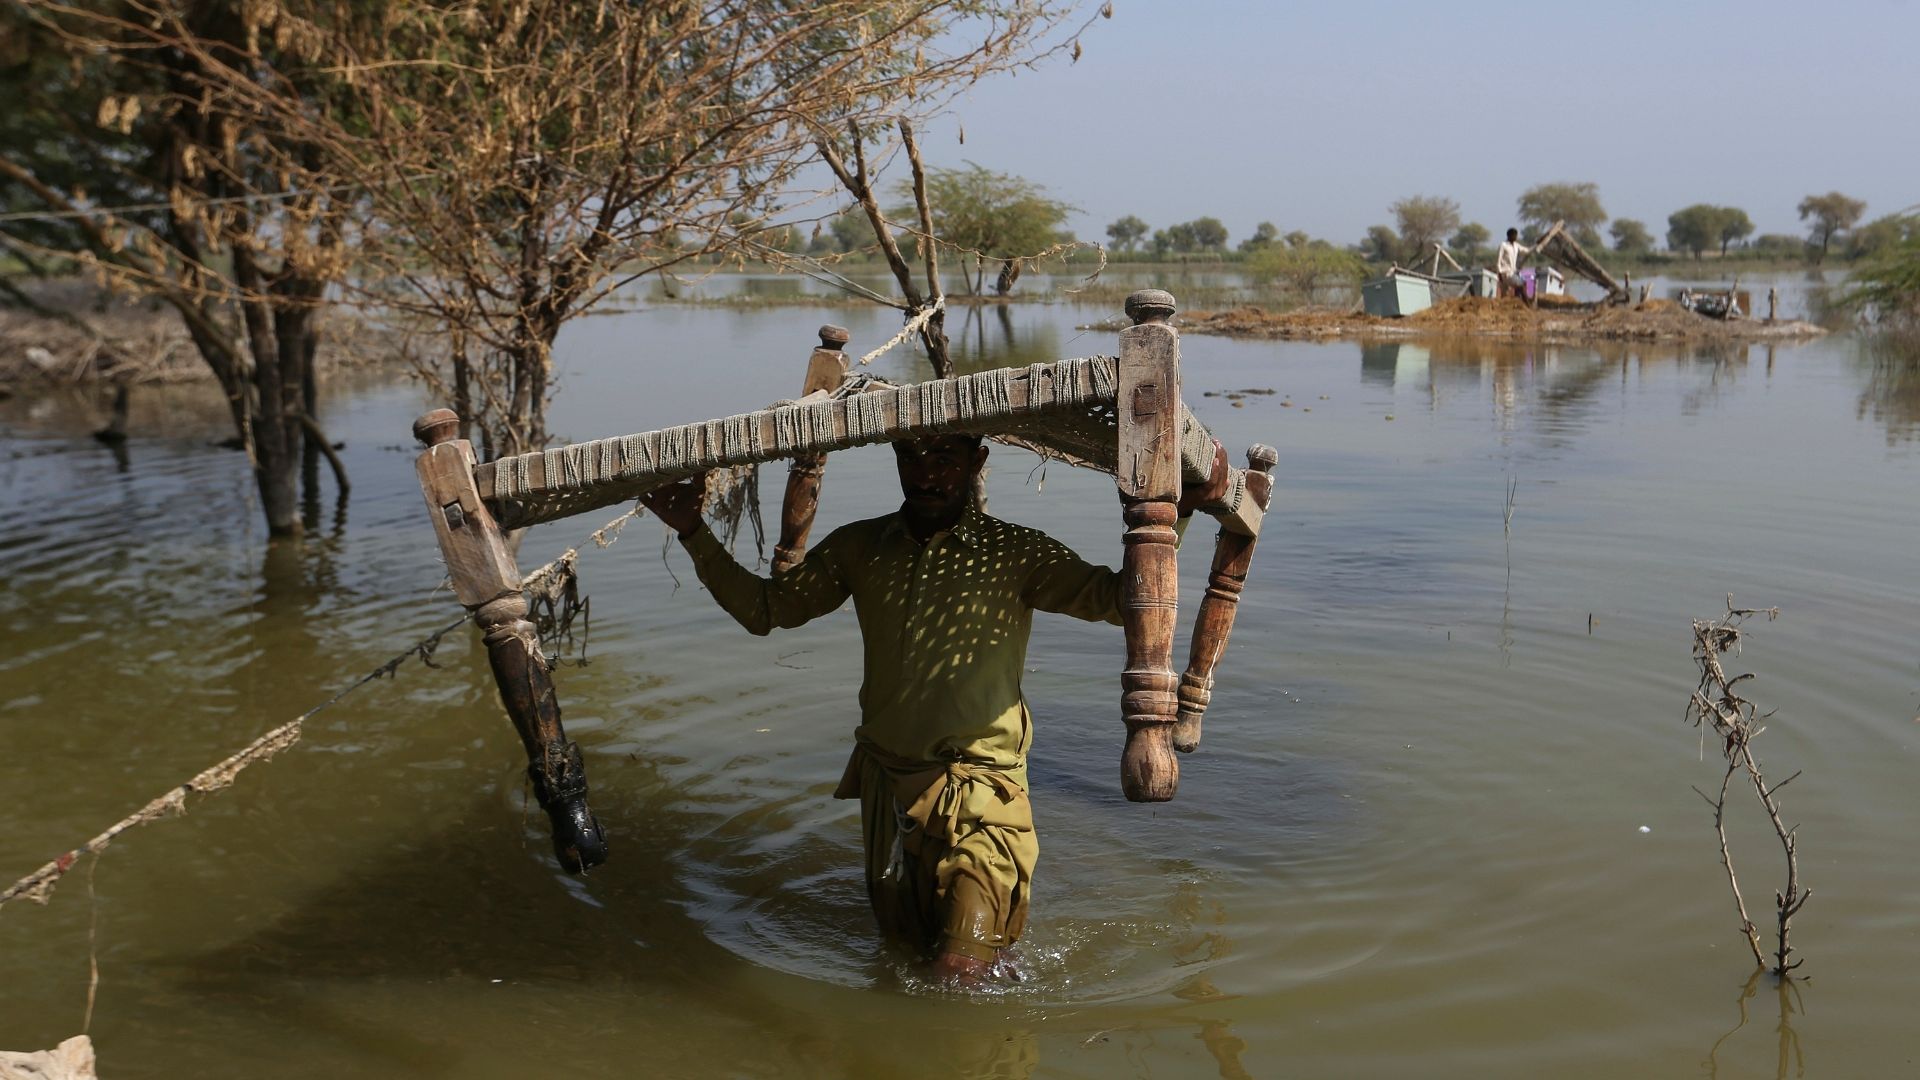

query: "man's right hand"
xmin=640 ymin=474 xmax=708 ymax=537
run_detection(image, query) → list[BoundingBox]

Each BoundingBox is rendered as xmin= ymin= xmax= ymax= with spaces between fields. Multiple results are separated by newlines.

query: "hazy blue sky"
xmin=904 ymin=0 xmax=1920 ymax=249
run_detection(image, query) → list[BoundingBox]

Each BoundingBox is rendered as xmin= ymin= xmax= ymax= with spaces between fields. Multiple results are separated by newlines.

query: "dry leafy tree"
xmin=1390 ymin=195 xmax=1460 ymax=265
xmin=7 ymin=0 xmax=1096 ymax=479
xmin=194 ymin=1 xmax=1092 ymax=460
xmin=1516 ymin=181 xmax=1607 ymax=248
xmin=1797 ymin=191 xmax=1867 ymax=261
xmin=2 ymin=0 xmax=359 ymax=534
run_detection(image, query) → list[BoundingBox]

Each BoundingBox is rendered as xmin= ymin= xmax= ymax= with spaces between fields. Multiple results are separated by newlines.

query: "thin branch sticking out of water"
xmin=1684 ymin=597 xmax=1809 ymax=977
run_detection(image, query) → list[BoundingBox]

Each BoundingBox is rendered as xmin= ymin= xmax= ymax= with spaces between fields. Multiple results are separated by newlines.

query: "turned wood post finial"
xmin=414 ymin=409 xmax=461 ymax=447
xmin=818 ymin=324 xmax=850 ymax=351
xmin=1247 ymin=444 xmax=1278 ymax=473
xmin=1125 ymin=289 xmax=1177 ymax=326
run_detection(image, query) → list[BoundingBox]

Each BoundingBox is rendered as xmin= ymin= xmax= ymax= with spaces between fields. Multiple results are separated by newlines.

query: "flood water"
xmin=3 ymin=279 xmax=1917 ymax=1077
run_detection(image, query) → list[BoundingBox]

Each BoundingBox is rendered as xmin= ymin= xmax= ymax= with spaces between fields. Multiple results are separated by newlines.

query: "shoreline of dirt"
xmin=0 ymin=281 xmax=397 ymax=390
xmin=1180 ymin=296 xmax=1830 ymax=344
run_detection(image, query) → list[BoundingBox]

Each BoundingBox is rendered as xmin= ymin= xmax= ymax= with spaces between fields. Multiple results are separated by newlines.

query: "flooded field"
xmin=2 ymin=283 xmax=1916 ymax=1077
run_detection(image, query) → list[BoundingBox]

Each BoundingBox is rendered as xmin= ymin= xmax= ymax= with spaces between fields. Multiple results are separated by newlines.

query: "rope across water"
xmin=0 ymin=504 xmax=642 ymax=912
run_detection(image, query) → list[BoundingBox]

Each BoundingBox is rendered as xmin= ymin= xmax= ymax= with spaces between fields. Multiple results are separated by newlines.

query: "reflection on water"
xmin=1706 ymin=972 xmax=1806 ymax=1080
xmin=3 ymin=289 xmax=1919 ymax=1077
xmin=1855 ymin=333 xmax=1920 ymax=443
xmin=1358 ymin=338 xmax=1765 ymax=432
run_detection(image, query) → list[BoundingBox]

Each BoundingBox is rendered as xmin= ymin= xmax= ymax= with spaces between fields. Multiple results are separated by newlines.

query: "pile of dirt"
xmin=1183 ymin=305 xmax=1395 ymax=339
xmin=1406 ymin=296 xmax=1546 ymax=331
xmin=2 ymin=282 xmax=391 ymax=387
xmin=1184 ymin=296 xmax=1826 ymax=345
xmin=1533 ymin=291 xmax=1589 ymax=309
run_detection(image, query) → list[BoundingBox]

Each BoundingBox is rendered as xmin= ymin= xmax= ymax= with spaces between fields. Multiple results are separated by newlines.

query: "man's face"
xmin=893 ymin=436 xmax=984 ymax=515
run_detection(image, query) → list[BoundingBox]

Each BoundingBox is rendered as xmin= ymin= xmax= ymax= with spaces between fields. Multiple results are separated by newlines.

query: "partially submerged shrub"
xmin=1246 ymin=245 xmax=1366 ymax=295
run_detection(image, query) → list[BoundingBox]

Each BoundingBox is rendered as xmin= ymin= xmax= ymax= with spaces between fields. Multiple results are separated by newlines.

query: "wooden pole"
xmin=770 ymin=325 xmax=850 ymax=574
xmin=413 ymin=409 xmax=607 ymax=873
xmin=1116 ymin=290 xmax=1184 ymax=802
xmin=1173 ymin=444 xmax=1277 ymax=753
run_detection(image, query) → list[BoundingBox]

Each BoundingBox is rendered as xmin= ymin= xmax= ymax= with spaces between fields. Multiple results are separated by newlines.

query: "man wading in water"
xmin=642 ymin=435 xmax=1187 ymax=982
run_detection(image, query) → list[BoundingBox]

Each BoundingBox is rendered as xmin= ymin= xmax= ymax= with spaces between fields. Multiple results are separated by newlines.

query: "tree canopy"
xmin=1106 ymin=215 xmax=1149 ymax=252
xmin=1238 ymin=221 xmax=1280 ymax=253
xmin=3 ymin=0 xmax=1093 ymax=470
xmin=1517 ymin=182 xmax=1607 ymax=247
xmin=1450 ymin=223 xmax=1490 ymax=263
xmin=1716 ymin=207 xmax=1755 ymax=255
xmin=1843 ymin=212 xmax=1920 ymax=321
xmin=1391 ymin=195 xmax=1460 ymax=264
xmin=1151 ymin=217 xmax=1229 ymax=255
xmin=1798 ymin=192 xmax=1867 ymax=259
xmin=1610 ymin=218 xmax=1654 ymax=254
xmin=1359 ymin=224 xmax=1400 ymax=264
xmin=897 ymin=164 xmax=1074 ymax=293
xmin=1667 ymin=204 xmax=1753 ymax=259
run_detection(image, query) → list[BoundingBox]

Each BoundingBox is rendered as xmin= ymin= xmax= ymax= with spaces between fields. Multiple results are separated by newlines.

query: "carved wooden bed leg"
xmin=1117 ymin=290 xmax=1184 ymax=802
xmin=414 ymin=409 xmax=608 ymax=872
xmin=1174 ymin=444 xmax=1278 ymax=753
xmin=771 ymin=325 xmax=850 ymax=574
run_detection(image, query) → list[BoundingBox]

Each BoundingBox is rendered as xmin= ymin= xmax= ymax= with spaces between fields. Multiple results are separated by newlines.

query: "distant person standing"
xmin=1496 ymin=228 xmax=1531 ymax=300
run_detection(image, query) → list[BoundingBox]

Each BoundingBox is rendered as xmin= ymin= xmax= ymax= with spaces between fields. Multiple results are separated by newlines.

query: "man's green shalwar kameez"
xmin=681 ymin=505 xmax=1123 ymax=959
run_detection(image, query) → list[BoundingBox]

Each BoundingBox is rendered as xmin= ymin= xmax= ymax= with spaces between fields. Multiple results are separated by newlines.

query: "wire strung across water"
xmin=0 ymin=502 xmax=649 ymax=912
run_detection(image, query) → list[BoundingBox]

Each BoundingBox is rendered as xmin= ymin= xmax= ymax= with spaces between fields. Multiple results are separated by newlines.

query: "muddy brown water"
xmin=2 ymin=284 xmax=1917 ymax=1078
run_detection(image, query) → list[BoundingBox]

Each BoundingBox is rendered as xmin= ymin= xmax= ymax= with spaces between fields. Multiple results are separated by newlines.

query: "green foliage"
xmin=1238 ymin=221 xmax=1279 ymax=253
xmin=894 ymin=163 xmax=1072 ymax=293
xmin=1450 ymin=222 xmax=1490 ymax=263
xmin=0 ymin=8 xmax=166 ymax=280
xmin=1283 ymin=229 xmax=1311 ymax=250
xmin=1359 ymin=224 xmax=1400 ymax=263
xmin=1798 ymin=191 xmax=1867 ymax=258
xmin=1717 ymin=207 xmax=1755 ymax=255
xmin=1246 ymin=244 xmax=1366 ymax=294
xmin=1105 ymin=214 xmax=1149 ymax=252
xmin=1668 ymin=204 xmax=1737 ymax=260
xmin=1848 ymin=212 xmax=1917 ymax=260
xmin=1390 ymin=195 xmax=1459 ymax=264
xmin=1749 ymin=233 xmax=1808 ymax=258
xmin=1517 ymin=182 xmax=1607 ymax=247
xmin=827 ymin=207 xmax=872 ymax=254
xmin=1610 ymin=218 xmax=1654 ymax=254
xmin=1843 ymin=213 xmax=1920 ymax=321
xmin=1151 ymin=217 xmax=1229 ymax=255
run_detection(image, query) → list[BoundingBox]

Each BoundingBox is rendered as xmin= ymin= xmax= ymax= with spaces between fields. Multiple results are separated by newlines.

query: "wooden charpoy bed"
xmin=411 ymin=290 xmax=1276 ymax=872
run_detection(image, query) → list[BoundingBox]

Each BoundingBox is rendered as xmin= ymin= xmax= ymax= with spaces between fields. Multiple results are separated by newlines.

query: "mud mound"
xmin=1184 ymin=295 xmax=1827 ymax=345
xmin=1406 ymin=296 xmax=1542 ymax=331
xmin=1534 ymin=291 xmax=1590 ymax=309
xmin=1184 ymin=305 xmax=1394 ymax=339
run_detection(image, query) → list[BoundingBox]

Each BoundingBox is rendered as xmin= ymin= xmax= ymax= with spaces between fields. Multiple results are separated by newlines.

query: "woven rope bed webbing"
xmin=478 ymin=356 xmax=1225 ymax=531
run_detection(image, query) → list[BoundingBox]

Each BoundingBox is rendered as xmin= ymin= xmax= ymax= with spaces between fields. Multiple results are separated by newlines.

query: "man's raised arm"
xmin=642 ymin=476 xmax=849 ymax=636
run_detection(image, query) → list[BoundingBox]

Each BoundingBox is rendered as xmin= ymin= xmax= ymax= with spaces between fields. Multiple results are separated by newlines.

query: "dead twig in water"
xmin=1684 ymin=597 xmax=1810 ymax=977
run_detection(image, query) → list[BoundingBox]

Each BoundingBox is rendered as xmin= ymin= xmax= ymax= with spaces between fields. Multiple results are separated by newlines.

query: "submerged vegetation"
xmin=1841 ymin=213 xmax=1920 ymax=325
